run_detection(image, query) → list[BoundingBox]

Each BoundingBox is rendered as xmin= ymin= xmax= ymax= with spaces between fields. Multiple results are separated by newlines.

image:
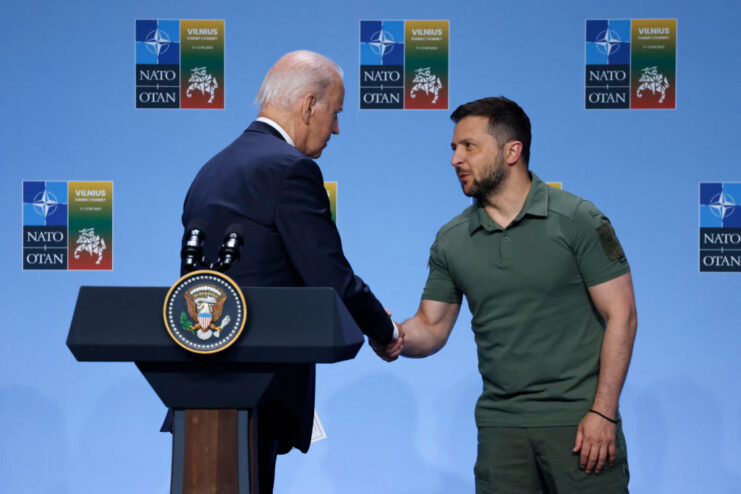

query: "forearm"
xmin=591 ymin=313 xmax=637 ymax=416
xmin=399 ymin=315 xmax=448 ymax=358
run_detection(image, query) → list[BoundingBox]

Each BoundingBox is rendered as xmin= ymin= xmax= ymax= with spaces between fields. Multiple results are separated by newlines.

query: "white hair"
xmin=255 ymin=50 xmax=344 ymax=109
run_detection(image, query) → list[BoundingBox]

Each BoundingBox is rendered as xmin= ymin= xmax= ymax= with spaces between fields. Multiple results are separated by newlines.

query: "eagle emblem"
xmin=163 ymin=270 xmax=247 ymax=354
xmin=181 ymin=284 xmax=231 ymax=340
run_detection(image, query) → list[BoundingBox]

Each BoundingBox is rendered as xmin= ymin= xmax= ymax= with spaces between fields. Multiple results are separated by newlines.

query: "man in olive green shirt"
xmin=374 ymin=97 xmax=637 ymax=493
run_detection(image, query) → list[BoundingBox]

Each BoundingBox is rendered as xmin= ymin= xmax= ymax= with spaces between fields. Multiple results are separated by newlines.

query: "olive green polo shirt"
xmin=422 ymin=173 xmax=630 ymax=427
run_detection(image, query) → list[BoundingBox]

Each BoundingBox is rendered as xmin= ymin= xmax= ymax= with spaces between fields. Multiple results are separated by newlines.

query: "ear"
xmin=504 ymin=141 xmax=523 ymax=165
xmin=300 ymin=93 xmax=317 ymax=124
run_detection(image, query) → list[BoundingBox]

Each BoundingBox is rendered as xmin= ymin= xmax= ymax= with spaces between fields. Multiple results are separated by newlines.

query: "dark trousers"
xmin=475 ymin=424 xmax=630 ymax=494
xmin=257 ymin=417 xmax=280 ymax=494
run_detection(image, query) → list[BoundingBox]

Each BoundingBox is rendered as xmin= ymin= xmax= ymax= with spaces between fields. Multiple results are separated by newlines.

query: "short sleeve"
xmin=421 ymin=233 xmax=463 ymax=304
xmin=571 ymin=201 xmax=631 ymax=287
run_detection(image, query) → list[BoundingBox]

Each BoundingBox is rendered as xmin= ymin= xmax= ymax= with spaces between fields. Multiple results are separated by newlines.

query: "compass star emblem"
xmin=144 ymin=28 xmax=172 ymax=58
xmin=709 ymin=191 xmax=737 ymax=219
xmin=32 ymin=190 xmax=59 ymax=219
xmin=595 ymin=29 xmax=622 ymax=57
xmin=369 ymin=30 xmax=396 ymax=57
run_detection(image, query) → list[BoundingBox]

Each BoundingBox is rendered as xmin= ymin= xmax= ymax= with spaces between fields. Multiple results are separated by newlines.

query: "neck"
xmin=482 ymin=167 xmax=531 ymax=229
xmin=258 ymin=104 xmax=301 ymax=145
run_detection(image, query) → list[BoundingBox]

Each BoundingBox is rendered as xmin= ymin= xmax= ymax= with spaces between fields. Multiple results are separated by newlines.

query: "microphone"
xmin=181 ymin=218 xmax=208 ymax=272
xmin=214 ymin=223 xmax=245 ymax=273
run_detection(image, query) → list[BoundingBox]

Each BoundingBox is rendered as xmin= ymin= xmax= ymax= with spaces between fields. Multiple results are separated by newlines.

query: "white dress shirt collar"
xmin=256 ymin=117 xmax=295 ymax=147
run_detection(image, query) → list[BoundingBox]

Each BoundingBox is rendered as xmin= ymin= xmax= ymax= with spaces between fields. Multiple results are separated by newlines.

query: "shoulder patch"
xmin=596 ymin=223 xmax=626 ymax=262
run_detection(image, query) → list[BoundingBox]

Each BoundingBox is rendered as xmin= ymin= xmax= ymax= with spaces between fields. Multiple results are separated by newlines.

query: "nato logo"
xmin=23 ymin=181 xmax=68 ymax=269
xmin=23 ymin=181 xmax=67 ymax=226
xmin=700 ymin=182 xmax=741 ymax=272
xmin=360 ymin=20 xmax=404 ymax=109
xmin=136 ymin=20 xmax=180 ymax=65
xmin=136 ymin=19 xmax=180 ymax=108
xmin=700 ymin=183 xmax=741 ymax=227
xmin=586 ymin=20 xmax=630 ymax=65
xmin=361 ymin=20 xmax=404 ymax=65
xmin=586 ymin=20 xmax=630 ymax=109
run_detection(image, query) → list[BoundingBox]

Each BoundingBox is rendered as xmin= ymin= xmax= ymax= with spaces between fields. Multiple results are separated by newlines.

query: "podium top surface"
xmin=67 ymin=286 xmax=365 ymax=364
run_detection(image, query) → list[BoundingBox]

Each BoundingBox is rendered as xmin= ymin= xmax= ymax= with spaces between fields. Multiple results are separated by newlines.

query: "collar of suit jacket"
xmin=256 ymin=117 xmax=295 ymax=146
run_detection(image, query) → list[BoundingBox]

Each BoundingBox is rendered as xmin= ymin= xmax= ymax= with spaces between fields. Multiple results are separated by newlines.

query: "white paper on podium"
xmin=311 ymin=410 xmax=327 ymax=443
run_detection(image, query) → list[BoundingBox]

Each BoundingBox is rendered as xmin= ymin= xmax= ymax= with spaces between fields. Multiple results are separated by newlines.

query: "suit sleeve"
xmin=275 ymin=158 xmax=394 ymax=344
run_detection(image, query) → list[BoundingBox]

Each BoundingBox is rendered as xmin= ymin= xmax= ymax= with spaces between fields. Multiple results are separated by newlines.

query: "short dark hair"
xmin=450 ymin=96 xmax=532 ymax=165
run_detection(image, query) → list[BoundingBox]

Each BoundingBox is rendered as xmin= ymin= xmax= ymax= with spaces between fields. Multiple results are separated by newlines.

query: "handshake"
xmin=367 ymin=301 xmax=457 ymax=362
xmin=369 ymin=313 xmax=405 ymax=362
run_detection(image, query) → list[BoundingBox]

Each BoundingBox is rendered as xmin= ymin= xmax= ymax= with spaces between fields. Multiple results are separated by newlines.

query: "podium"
xmin=67 ymin=285 xmax=365 ymax=494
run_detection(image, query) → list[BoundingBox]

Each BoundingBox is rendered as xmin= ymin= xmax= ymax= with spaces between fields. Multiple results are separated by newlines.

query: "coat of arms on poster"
xmin=22 ymin=181 xmax=113 ymax=270
xmin=360 ymin=20 xmax=449 ymax=110
xmin=700 ymin=183 xmax=741 ymax=272
xmin=585 ymin=19 xmax=676 ymax=109
xmin=135 ymin=19 xmax=225 ymax=109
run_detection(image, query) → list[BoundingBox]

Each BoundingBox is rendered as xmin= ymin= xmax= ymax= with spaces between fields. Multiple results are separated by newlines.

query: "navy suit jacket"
xmin=181 ymin=121 xmax=394 ymax=453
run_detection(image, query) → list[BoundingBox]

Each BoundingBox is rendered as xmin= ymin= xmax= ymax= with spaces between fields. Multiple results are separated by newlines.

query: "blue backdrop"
xmin=2 ymin=1 xmax=740 ymax=492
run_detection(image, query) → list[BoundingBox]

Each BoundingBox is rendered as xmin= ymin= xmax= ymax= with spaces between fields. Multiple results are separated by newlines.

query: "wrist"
xmin=590 ymin=397 xmax=617 ymax=418
xmin=588 ymin=408 xmax=618 ymax=424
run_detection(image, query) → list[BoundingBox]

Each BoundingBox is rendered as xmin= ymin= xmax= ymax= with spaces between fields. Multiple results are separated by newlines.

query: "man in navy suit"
xmin=181 ymin=50 xmax=401 ymax=493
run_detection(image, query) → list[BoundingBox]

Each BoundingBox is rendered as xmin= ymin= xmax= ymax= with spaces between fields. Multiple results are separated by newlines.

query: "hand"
xmin=572 ymin=411 xmax=616 ymax=474
xmin=369 ymin=323 xmax=404 ymax=362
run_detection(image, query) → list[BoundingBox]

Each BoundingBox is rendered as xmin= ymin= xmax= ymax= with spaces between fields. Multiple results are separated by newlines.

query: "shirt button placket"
xmin=502 ymin=232 xmax=513 ymax=263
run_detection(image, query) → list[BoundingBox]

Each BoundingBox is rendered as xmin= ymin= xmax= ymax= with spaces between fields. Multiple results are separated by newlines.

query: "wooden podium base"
xmin=171 ymin=409 xmax=259 ymax=494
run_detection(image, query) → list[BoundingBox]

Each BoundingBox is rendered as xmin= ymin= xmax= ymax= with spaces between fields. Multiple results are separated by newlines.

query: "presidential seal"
xmin=163 ymin=270 xmax=247 ymax=354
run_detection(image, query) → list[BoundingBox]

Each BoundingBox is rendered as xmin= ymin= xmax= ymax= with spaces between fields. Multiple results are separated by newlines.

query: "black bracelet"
xmin=589 ymin=409 xmax=618 ymax=424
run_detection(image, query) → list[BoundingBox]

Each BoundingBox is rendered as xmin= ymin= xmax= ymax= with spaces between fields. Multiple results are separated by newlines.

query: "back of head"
xmin=256 ymin=50 xmax=344 ymax=109
xmin=450 ymin=96 xmax=532 ymax=165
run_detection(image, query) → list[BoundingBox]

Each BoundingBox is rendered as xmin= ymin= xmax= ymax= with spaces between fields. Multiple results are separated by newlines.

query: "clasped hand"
xmin=369 ymin=323 xmax=404 ymax=362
